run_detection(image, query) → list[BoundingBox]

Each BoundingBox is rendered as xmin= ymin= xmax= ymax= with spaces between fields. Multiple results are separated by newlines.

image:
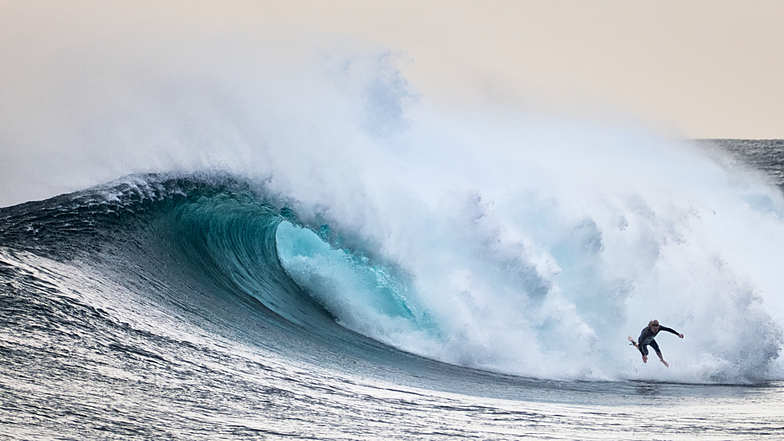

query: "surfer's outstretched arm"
xmin=660 ymin=326 xmax=685 ymax=339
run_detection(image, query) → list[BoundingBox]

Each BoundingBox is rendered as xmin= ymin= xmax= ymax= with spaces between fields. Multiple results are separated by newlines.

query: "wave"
xmin=2 ymin=29 xmax=784 ymax=384
xmin=2 ymin=170 xmax=782 ymax=385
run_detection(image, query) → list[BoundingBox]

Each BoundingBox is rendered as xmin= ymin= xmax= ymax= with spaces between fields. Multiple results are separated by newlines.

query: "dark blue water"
xmin=1 ymin=142 xmax=783 ymax=440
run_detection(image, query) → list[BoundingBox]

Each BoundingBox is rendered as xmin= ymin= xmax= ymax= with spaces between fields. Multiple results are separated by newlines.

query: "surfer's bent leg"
xmin=637 ymin=341 xmax=649 ymax=356
xmin=649 ymin=339 xmax=661 ymax=357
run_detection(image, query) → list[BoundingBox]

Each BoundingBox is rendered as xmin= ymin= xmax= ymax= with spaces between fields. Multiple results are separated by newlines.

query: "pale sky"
xmin=2 ymin=0 xmax=783 ymax=138
xmin=261 ymin=0 xmax=784 ymax=138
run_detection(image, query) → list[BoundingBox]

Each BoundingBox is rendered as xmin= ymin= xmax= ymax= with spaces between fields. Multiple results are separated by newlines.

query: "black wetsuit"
xmin=637 ymin=325 xmax=679 ymax=357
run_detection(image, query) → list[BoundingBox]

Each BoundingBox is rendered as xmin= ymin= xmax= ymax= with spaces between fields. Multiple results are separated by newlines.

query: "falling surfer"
xmin=628 ymin=320 xmax=684 ymax=367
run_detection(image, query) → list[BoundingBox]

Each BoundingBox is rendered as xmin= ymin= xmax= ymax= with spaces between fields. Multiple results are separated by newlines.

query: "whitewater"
xmin=2 ymin=28 xmax=784 ymax=439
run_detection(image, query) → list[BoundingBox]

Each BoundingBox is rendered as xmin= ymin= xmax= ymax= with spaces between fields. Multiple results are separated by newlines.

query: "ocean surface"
xmin=2 ymin=140 xmax=784 ymax=440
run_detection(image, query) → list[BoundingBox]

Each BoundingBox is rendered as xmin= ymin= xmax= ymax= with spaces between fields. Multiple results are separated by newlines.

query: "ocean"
xmin=1 ymin=139 xmax=783 ymax=440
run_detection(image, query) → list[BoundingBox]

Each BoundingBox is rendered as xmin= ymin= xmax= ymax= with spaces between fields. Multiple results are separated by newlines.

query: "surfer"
xmin=627 ymin=320 xmax=684 ymax=367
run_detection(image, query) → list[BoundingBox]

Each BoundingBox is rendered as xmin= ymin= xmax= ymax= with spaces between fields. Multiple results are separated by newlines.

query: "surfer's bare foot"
xmin=660 ymin=359 xmax=669 ymax=367
xmin=642 ymin=355 xmax=648 ymax=363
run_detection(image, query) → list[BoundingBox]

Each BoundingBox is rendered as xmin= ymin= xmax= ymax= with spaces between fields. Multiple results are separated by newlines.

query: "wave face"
xmin=2 ymin=164 xmax=783 ymax=386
